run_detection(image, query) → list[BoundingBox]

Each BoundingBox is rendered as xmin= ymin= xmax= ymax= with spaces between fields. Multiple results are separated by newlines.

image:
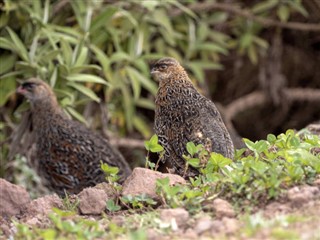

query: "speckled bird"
xmin=17 ymin=78 xmax=131 ymax=196
xmin=151 ymin=57 xmax=234 ymax=178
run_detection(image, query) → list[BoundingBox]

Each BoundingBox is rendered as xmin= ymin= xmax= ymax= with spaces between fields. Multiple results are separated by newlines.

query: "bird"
xmin=151 ymin=57 xmax=234 ymax=178
xmin=16 ymin=78 xmax=132 ymax=196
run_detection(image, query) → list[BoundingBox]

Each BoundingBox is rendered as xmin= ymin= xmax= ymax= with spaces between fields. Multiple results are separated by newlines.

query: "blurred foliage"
xmin=0 ymin=0 xmax=311 ymax=180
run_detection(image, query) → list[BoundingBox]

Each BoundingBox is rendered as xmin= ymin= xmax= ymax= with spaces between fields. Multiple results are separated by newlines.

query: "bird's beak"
xmin=150 ymin=68 xmax=156 ymax=75
xmin=16 ymin=86 xmax=26 ymax=95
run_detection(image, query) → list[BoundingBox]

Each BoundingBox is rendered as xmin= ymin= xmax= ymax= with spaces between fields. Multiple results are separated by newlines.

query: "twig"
xmin=52 ymin=0 xmax=70 ymax=15
xmin=224 ymin=88 xmax=320 ymax=121
xmin=110 ymin=137 xmax=145 ymax=149
xmin=171 ymin=2 xmax=320 ymax=32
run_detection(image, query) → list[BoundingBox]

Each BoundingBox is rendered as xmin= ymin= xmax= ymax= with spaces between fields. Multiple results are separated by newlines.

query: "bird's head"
xmin=150 ymin=57 xmax=186 ymax=82
xmin=17 ymin=78 xmax=56 ymax=107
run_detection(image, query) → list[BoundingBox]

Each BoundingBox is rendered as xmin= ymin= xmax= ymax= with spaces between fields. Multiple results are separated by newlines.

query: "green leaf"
xmin=252 ymin=0 xmax=279 ymax=14
xmin=0 ymin=54 xmax=16 ymax=75
xmin=66 ymin=74 xmax=108 ymax=85
xmin=0 ymin=37 xmax=16 ymax=51
xmin=287 ymin=1 xmax=308 ymax=17
xmin=186 ymin=142 xmax=197 ymax=156
xmin=126 ymin=66 xmax=158 ymax=95
xmin=149 ymin=134 xmax=159 ymax=146
xmin=133 ymin=115 xmax=151 ymax=139
xmin=267 ymin=134 xmax=277 ymax=143
xmin=90 ymin=7 xmax=117 ymax=32
xmin=67 ymin=82 xmax=101 ymax=102
xmin=65 ymin=107 xmax=87 ymax=124
xmin=277 ymin=5 xmax=290 ymax=22
xmin=6 ymin=27 xmax=29 ymax=61
xmin=60 ymin=38 xmax=73 ymax=66
xmin=106 ymin=199 xmax=121 ymax=212
xmin=187 ymin=158 xmax=200 ymax=168
xmin=110 ymin=51 xmax=132 ymax=63
xmin=193 ymin=42 xmax=228 ymax=55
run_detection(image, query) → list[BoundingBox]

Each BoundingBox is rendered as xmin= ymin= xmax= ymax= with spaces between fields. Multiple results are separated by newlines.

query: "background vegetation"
xmin=1 ymin=0 xmax=320 ymax=183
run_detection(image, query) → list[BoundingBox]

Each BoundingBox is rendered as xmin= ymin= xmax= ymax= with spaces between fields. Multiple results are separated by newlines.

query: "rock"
xmin=222 ymin=217 xmax=239 ymax=234
xmin=212 ymin=198 xmax=236 ymax=218
xmin=0 ymin=178 xmax=31 ymax=217
xmin=78 ymin=186 xmax=111 ymax=215
xmin=211 ymin=219 xmax=224 ymax=233
xmin=24 ymin=194 xmax=63 ymax=216
xmin=287 ymin=185 xmax=320 ymax=207
xmin=264 ymin=202 xmax=291 ymax=218
xmin=159 ymin=208 xmax=189 ymax=229
xmin=183 ymin=228 xmax=198 ymax=239
xmin=194 ymin=216 xmax=213 ymax=235
xmin=122 ymin=168 xmax=186 ymax=199
xmin=313 ymin=177 xmax=320 ymax=186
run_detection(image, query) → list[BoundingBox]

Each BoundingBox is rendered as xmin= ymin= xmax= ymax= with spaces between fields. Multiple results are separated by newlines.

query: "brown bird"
xmin=151 ymin=57 xmax=234 ymax=178
xmin=16 ymin=78 xmax=131 ymax=196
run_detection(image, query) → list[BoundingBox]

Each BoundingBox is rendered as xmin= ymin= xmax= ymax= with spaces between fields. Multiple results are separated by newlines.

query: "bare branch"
xmin=110 ymin=137 xmax=146 ymax=149
xmin=171 ymin=2 xmax=320 ymax=32
xmin=224 ymin=88 xmax=320 ymax=121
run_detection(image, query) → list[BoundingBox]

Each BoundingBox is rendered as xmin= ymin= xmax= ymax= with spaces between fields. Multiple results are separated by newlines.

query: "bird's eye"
xmin=21 ymin=82 xmax=36 ymax=90
xmin=159 ymin=64 xmax=167 ymax=70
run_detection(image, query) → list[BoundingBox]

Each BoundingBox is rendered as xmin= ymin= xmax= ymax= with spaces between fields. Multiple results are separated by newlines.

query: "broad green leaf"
xmin=66 ymin=74 xmax=108 ymax=85
xmin=0 ymin=77 xmax=16 ymax=106
xmin=277 ymin=5 xmax=290 ymax=22
xmin=252 ymin=0 xmax=279 ymax=14
xmin=6 ymin=27 xmax=29 ymax=62
xmin=133 ymin=115 xmax=151 ymax=138
xmin=193 ymin=42 xmax=228 ymax=55
xmin=187 ymin=158 xmax=200 ymax=168
xmin=65 ymin=106 xmax=87 ymax=124
xmin=248 ymin=45 xmax=258 ymax=64
xmin=135 ymin=98 xmax=155 ymax=110
xmin=70 ymin=64 xmax=102 ymax=74
xmin=110 ymin=51 xmax=132 ymax=63
xmin=74 ymin=46 xmax=88 ymax=66
xmin=49 ymin=67 xmax=58 ymax=87
xmin=186 ymin=142 xmax=197 ymax=156
xmin=126 ymin=66 xmax=157 ymax=95
xmin=149 ymin=134 xmax=158 ymax=146
xmin=43 ymin=0 xmax=50 ymax=24
xmin=0 ymin=54 xmax=16 ymax=75
xmin=287 ymin=1 xmax=308 ymax=17
xmin=120 ymin=83 xmax=134 ymax=131
xmin=90 ymin=7 xmax=118 ymax=32
xmin=0 ymin=37 xmax=15 ymax=51
xmin=67 ymin=82 xmax=100 ymax=102
xmin=60 ymin=38 xmax=73 ymax=66
xmin=253 ymin=36 xmax=269 ymax=49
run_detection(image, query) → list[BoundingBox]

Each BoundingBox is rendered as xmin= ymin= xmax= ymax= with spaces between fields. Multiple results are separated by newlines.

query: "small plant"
xmin=144 ymin=134 xmax=164 ymax=170
xmin=121 ymin=194 xmax=157 ymax=210
xmin=154 ymin=130 xmax=320 ymax=213
xmin=62 ymin=193 xmax=79 ymax=212
xmin=101 ymin=162 xmax=123 ymax=213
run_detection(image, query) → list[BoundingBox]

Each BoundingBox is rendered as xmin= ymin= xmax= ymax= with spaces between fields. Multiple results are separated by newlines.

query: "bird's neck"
xmin=156 ymin=76 xmax=196 ymax=106
xmin=31 ymin=98 xmax=65 ymax=126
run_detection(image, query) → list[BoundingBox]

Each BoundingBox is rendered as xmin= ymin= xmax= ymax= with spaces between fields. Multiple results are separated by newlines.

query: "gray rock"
xmin=122 ymin=168 xmax=186 ymax=199
xmin=78 ymin=186 xmax=110 ymax=215
xmin=212 ymin=198 xmax=236 ymax=218
xmin=24 ymin=194 xmax=63 ymax=216
xmin=194 ymin=216 xmax=213 ymax=235
xmin=287 ymin=185 xmax=320 ymax=207
xmin=159 ymin=208 xmax=190 ymax=229
xmin=0 ymin=178 xmax=31 ymax=217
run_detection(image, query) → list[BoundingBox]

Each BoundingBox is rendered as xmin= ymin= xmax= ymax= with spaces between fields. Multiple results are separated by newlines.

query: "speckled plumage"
xmin=151 ymin=57 xmax=234 ymax=177
xmin=17 ymin=78 xmax=131 ymax=196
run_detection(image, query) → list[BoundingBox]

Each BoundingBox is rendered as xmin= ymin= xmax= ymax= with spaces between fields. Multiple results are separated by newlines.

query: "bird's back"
xmin=155 ymin=83 xmax=234 ymax=177
xmin=34 ymin=112 xmax=131 ymax=195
